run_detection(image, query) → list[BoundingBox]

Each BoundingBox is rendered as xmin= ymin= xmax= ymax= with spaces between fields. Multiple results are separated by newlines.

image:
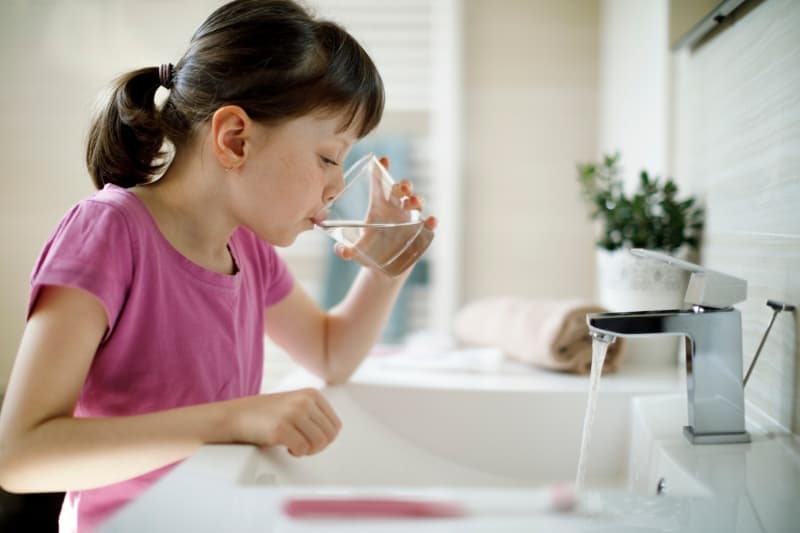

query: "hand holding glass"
xmin=314 ymin=153 xmax=434 ymax=277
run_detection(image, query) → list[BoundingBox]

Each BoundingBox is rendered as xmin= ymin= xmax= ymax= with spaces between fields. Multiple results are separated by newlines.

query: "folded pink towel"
xmin=452 ymin=298 xmax=624 ymax=374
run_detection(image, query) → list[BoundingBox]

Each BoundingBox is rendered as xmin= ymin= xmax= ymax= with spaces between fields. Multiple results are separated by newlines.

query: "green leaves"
xmin=576 ymin=152 xmax=704 ymax=252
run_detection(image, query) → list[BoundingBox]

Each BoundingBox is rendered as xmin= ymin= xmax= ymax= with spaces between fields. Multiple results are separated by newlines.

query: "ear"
xmin=210 ymin=105 xmax=252 ymax=170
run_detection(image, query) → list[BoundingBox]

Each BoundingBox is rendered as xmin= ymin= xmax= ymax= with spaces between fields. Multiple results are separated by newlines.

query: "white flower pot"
xmin=595 ymin=248 xmax=690 ymax=366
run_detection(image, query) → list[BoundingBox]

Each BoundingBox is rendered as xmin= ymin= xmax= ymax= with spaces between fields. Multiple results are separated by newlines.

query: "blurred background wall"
xmin=2 ymin=3 xmax=798 ymax=531
xmin=461 ymin=0 xmax=598 ymax=302
xmin=0 ymin=0 xmax=603 ymax=388
xmin=0 ymin=1 xmax=226 ymax=388
xmin=1 ymin=1 xmax=797 ymax=433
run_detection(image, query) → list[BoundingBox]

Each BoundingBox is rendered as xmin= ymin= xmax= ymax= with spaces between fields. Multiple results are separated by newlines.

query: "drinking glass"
xmin=314 ymin=153 xmax=434 ymax=277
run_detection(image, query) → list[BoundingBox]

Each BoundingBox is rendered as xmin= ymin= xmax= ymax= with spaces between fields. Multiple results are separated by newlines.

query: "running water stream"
xmin=575 ymin=338 xmax=611 ymax=490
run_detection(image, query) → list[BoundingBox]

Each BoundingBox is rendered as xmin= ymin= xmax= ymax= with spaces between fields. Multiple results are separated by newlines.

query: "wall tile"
xmin=673 ymin=0 xmax=800 ymax=432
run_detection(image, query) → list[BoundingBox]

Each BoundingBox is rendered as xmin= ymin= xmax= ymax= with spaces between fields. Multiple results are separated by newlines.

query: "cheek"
xmin=266 ymin=166 xmax=322 ymax=218
xmin=288 ymin=163 xmax=327 ymax=201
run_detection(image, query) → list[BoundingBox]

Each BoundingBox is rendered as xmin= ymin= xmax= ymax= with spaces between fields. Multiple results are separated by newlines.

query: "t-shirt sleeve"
xmin=262 ymin=243 xmax=294 ymax=307
xmin=28 ymin=200 xmax=134 ymax=339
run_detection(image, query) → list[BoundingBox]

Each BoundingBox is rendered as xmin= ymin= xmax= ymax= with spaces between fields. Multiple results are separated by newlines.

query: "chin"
xmin=247 ymin=227 xmax=295 ymax=248
xmin=272 ymin=233 xmax=299 ymax=247
xmin=250 ymin=220 xmax=311 ymax=247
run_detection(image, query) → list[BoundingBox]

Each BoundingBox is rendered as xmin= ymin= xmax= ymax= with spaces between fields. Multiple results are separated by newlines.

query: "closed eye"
xmin=320 ymin=155 xmax=339 ymax=166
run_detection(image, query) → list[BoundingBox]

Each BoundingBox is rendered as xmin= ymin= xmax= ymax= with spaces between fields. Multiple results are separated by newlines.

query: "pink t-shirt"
xmin=28 ymin=184 xmax=294 ymax=532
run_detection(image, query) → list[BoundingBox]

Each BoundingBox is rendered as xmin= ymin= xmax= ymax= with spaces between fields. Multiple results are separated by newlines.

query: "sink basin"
xmin=237 ymin=368 xmax=682 ymax=493
xmin=99 ymin=361 xmax=800 ymax=532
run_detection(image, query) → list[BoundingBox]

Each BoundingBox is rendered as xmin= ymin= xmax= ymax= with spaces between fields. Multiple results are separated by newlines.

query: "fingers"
xmin=280 ymin=423 xmax=311 ymax=457
xmin=424 ymin=215 xmax=437 ymax=230
xmin=313 ymin=393 xmax=343 ymax=434
xmin=290 ymin=415 xmax=329 ymax=456
xmin=334 ymin=243 xmax=354 ymax=260
xmin=391 ymin=179 xmax=412 ymax=198
xmin=287 ymin=390 xmax=341 ymax=456
xmin=401 ymin=195 xmax=423 ymax=211
xmin=376 ymin=157 xmax=426 ymax=215
xmin=288 ymin=396 xmax=341 ymax=456
xmin=390 ymin=179 xmax=425 ymax=211
xmin=248 ymin=389 xmax=341 ymax=457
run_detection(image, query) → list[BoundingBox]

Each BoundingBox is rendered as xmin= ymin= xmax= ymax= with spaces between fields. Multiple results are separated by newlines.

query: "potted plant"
xmin=577 ymin=152 xmax=704 ymax=254
xmin=577 ymin=153 xmax=705 ymax=364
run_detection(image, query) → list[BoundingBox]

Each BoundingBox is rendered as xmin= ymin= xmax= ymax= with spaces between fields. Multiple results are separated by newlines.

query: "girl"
xmin=0 ymin=1 xmax=435 ymax=531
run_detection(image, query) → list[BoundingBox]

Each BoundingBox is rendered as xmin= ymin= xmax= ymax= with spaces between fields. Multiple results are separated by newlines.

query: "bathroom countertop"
xmin=627 ymin=394 xmax=800 ymax=533
xmin=312 ymin=350 xmax=686 ymax=394
xmin=97 ymin=359 xmax=799 ymax=532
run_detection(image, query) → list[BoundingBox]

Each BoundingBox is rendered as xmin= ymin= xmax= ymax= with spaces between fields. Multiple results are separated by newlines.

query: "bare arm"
xmin=263 ymin=266 xmax=408 ymax=385
xmin=265 ymin=158 xmax=434 ymax=385
xmin=0 ymin=286 xmax=340 ymax=493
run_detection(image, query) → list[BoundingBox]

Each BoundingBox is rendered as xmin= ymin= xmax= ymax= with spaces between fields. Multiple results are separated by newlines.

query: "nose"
xmin=324 ymin=168 xmax=345 ymax=204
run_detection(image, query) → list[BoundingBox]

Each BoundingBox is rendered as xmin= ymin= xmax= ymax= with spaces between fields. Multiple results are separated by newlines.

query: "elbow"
xmin=322 ymin=367 xmax=352 ymax=387
xmin=0 ymin=437 xmax=39 ymax=494
xmin=0 ymin=440 xmax=11 ymax=489
xmin=0 ymin=459 xmax=48 ymax=495
xmin=324 ymin=375 xmax=348 ymax=387
xmin=0 ymin=473 xmax=22 ymax=494
xmin=321 ymin=356 xmax=357 ymax=386
xmin=0 ymin=446 xmax=23 ymax=493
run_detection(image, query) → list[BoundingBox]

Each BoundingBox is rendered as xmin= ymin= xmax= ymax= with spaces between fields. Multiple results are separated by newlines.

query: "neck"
xmin=132 ymin=146 xmax=238 ymax=274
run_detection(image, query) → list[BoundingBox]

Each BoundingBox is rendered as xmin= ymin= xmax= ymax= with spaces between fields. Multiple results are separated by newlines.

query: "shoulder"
xmin=83 ymin=184 xmax=151 ymax=233
xmin=31 ymin=183 xmax=164 ymax=287
xmin=29 ymin=185 xmax=146 ymax=327
xmin=43 ymin=186 xmax=141 ymax=257
xmin=51 ymin=184 xmax=147 ymax=244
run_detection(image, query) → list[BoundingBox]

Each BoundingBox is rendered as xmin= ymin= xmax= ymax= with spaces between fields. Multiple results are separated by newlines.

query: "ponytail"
xmin=86 ymin=67 xmax=167 ymax=189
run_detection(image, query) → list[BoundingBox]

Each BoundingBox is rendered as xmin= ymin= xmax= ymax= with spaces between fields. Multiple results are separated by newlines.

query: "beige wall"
xmin=0 ymin=2 xmax=225 ymax=388
xmin=598 ymin=0 xmax=669 ymax=189
xmin=461 ymin=0 xmax=599 ymax=304
xmin=0 ymin=1 xmax=601 ymax=390
xmin=4 ymin=0 xmax=795 ymax=433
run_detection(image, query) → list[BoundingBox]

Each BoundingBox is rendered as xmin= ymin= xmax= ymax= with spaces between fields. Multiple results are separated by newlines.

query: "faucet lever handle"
xmin=630 ymin=249 xmax=748 ymax=308
xmin=744 ymin=300 xmax=796 ymax=386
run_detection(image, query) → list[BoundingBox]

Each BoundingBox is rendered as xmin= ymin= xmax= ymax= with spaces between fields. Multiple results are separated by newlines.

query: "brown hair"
xmin=86 ymin=0 xmax=384 ymax=189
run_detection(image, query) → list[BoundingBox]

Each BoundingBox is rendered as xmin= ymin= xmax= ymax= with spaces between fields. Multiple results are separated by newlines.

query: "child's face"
xmin=230 ymin=112 xmax=358 ymax=246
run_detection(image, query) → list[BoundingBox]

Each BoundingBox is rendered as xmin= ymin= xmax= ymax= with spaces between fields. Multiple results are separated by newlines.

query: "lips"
xmin=311 ymin=208 xmax=329 ymax=226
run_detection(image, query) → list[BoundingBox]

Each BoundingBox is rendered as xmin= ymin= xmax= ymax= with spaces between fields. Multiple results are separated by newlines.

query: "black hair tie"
xmin=158 ymin=63 xmax=174 ymax=90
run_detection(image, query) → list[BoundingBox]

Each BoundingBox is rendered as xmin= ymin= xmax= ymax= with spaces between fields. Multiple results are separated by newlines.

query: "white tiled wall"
xmin=672 ymin=0 xmax=800 ymax=432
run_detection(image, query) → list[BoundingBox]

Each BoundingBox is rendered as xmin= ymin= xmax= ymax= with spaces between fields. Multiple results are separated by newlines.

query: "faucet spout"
xmin=588 ymin=330 xmax=616 ymax=344
xmin=587 ymin=307 xmax=750 ymax=445
xmin=588 ymin=308 xmax=695 ymax=338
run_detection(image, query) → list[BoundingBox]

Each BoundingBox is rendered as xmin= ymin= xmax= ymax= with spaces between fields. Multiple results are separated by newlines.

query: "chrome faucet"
xmin=587 ymin=249 xmax=751 ymax=445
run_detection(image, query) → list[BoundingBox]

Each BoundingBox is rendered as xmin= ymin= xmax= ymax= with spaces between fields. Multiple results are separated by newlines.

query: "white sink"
xmin=98 ymin=360 xmax=800 ymax=532
xmin=628 ymin=394 xmax=800 ymax=532
xmin=240 ymin=382 xmax=638 ymax=490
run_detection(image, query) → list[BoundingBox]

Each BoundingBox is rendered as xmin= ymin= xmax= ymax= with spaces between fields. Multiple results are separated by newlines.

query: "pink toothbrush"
xmin=282 ymin=484 xmax=577 ymax=519
xmin=282 ymin=497 xmax=466 ymax=519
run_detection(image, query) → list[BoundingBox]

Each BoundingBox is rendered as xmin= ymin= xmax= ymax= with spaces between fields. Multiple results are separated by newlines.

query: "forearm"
xmin=324 ymin=267 xmax=409 ymax=383
xmin=0 ymin=400 xmax=232 ymax=493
